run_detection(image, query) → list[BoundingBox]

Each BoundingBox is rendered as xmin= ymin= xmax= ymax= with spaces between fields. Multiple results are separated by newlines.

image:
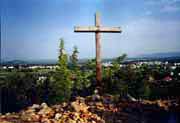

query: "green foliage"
xmin=103 ymin=54 xmax=153 ymax=99
xmin=70 ymin=46 xmax=92 ymax=95
xmin=58 ymin=38 xmax=68 ymax=69
xmin=85 ymin=59 xmax=96 ymax=71
xmin=112 ymin=53 xmax=127 ymax=73
xmin=70 ymin=46 xmax=79 ymax=70
xmin=72 ymin=70 xmax=91 ymax=90
xmin=114 ymin=53 xmax=127 ymax=64
xmin=0 ymin=71 xmax=47 ymax=112
xmin=103 ymin=54 xmax=128 ymax=95
xmin=49 ymin=38 xmax=72 ymax=103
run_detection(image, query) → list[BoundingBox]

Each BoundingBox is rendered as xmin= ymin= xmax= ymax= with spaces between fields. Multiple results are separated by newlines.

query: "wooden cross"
xmin=74 ymin=12 xmax=122 ymax=89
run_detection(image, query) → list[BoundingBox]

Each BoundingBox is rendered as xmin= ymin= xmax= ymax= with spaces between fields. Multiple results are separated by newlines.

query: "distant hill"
xmin=2 ymin=52 xmax=180 ymax=65
xmin=2 ymin=60 xmax=27 ymax=65
xmin=138 ymin=52 xmax=180 ymax=58
xmin=2 ymin=59 xmax=57 ymax=65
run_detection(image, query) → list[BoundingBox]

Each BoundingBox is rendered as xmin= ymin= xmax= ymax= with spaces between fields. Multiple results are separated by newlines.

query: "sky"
xmin=1 ymin=0 xmax=180 ymax=61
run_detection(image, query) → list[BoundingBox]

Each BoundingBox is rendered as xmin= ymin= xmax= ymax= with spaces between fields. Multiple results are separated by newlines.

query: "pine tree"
xmin=58 ymin=38 xmax=68 ymax=69
xmin=103 ymin=54 xmax=127 ymax=94
xmin=70 ymin=46 xmax=91 ymax=96
xmin=50 ymin=38 xmax=72 ymax=103
xmin=70 ymin=46 xmax=79 ymax=70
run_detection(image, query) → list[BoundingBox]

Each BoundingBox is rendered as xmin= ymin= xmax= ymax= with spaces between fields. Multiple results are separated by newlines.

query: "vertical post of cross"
xmin=95 ymin=12 xmax=102 ymax=88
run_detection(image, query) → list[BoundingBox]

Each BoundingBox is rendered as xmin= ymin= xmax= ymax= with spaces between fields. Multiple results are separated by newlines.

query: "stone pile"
xmin=0 ymin=97 xmax=104 ymax=123
xmin=0 ymin=95 xmax=179 ymax=123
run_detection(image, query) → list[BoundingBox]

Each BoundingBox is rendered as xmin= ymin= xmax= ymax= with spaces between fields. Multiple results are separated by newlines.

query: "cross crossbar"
xmin=74 ymin=26 xmax=122 ymax=33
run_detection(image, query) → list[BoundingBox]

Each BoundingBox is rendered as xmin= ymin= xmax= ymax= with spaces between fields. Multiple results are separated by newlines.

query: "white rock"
xmin=41 ymin=102 xmax=48 ymax=108
xmin=55 ymin=113 xmax=62 ymax=120
xmin=31 ymin=104 xmax=40 ymax=109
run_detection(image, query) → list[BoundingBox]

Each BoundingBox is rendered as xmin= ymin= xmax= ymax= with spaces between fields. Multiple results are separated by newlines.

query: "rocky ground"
xmin=0 ymin=94 xmax=180 ymax=123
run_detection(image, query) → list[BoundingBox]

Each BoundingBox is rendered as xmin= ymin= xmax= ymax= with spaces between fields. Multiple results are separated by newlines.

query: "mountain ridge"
xmin=138 ymin=52 xmax=180 ymax=58
xmin=2 ymin=52 xmax=180 ymax=65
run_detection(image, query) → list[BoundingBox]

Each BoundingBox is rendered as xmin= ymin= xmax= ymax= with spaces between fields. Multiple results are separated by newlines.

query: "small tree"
xmin=50 ymin=38 xmax=72 ymax=103
xmin=70 ymin=46 xmax=91 ymax=97
xmin=112 ymin=53 xmax=127 ymax=72
xmin=70 ymin=46 xmax=79 ymax=70
xmin=58 ymin=39 xmax=68 ymax=69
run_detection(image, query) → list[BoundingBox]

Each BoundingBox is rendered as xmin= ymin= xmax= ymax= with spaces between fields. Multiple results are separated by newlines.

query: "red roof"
xmin=163 ymin=76 xmax=172 ymax=81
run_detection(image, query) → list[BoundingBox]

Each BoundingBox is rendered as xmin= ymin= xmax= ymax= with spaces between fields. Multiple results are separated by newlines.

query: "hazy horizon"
xmin=1 ymin=0 xmax=180 ymax=61
xmin=2 ymin=51 xmax=180 ymax=62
